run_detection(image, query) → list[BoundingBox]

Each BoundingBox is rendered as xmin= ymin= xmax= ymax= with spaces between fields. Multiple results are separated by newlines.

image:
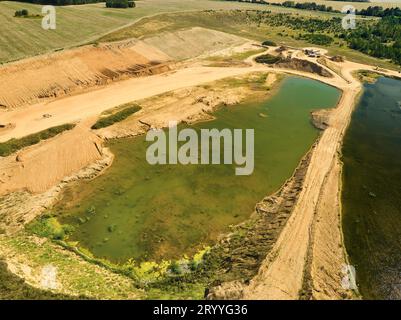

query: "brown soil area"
xmin=0 ymin=40 xmax=171 ymax=110
xmin=0 ymin=124 xmax=104 ymax=196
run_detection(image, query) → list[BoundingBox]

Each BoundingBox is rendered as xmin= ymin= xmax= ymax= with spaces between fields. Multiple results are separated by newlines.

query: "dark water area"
xmin=342 ymin=77 xmax=401 ymax=300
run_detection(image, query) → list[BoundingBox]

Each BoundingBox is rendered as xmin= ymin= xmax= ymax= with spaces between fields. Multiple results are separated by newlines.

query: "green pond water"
xmin=55 ymin=77 xmax=340 ymax=263
xmin=342 ymin=77 xmax=401 ymax=300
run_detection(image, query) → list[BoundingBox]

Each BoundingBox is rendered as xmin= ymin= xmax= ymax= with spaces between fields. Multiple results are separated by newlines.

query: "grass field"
xmin=0 ymin=0 xmax=389 ymax=63
xmin=100 ymin=9 xmax=401 ymax=70
xmin=264 ymin=0 xmax=401 ymax=11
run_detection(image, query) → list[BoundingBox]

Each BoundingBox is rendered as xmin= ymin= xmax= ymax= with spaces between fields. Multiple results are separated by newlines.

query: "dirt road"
xmin=0 ymin=65 xmax=266 ymax=142
xmin=0 ymin=49 xmax=349 ymax=143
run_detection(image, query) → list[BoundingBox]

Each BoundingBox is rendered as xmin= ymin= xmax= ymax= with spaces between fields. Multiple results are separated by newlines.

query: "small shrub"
xmin=254 ymin=54 xmax=282 ymax=65
xmin=0 ymin=123 xmax=75 ymax=157
xmin=168 ymin=261 xmax=182 ymax=275
xmin=262 ymin=40 xmax=276 ymax=47
xmin=91 ymin=104 xmax=141 ymax=129
xmin=107 ymin=224 xmax=117 ymax=233
xmin=14 ymin=9 xmax=28 ymax=17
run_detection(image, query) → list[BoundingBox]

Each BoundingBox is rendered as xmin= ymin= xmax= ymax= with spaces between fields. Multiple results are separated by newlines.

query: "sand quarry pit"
xmin=2 ymin=25 xmax=401 ymax=299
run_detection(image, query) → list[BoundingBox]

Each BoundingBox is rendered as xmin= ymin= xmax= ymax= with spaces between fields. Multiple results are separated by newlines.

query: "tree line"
xmin=357 ymin=6 xmax=401 ymax=18
xmin=7 ymin=0 xmax=107 ymax=5
xmin=280 ymin=1 xmax=337 ymax=13
xmin=7 ymin=0 xmax=136 ymax=7
xmin=225 ymin=1 xmax=401 ymax=18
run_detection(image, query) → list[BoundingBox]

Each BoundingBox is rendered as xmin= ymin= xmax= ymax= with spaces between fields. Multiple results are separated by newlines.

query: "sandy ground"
xmin=0 ymin=40 xmax=171 ymax=110
xmin=309 ymin=159 xmax=351 ymax=299
xmin=1 ymin=38 xmax=401 ymax=299
xmin=242 ymin=79 xmax=361 ymax=299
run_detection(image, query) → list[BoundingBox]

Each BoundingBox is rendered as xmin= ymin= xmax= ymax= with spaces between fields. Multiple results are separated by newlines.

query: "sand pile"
xmin=0 ymin=40 xmax=171 ymax=110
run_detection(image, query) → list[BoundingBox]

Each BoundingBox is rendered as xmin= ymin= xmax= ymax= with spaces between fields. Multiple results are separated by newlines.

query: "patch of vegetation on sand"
xmin=91 ymin=104 xmax=141 ymax=129
xmin=27 ymin=215 xmax=75 ymax=241
xmin=0 ymin=258 xmax=80 ymax=300
xmin=355 ymin=70 xmax=382 ymax=83
xmin=0 ymin=123 xmax=75 ymax=157
xmin=254 ymin=53 xmax=283 ymax=64
xmin=261 ymin=39 xmax=277 ymax=46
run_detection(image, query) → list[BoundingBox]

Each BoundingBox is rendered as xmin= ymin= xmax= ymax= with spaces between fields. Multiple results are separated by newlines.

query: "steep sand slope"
xmin=308 ymin=159 xmax=351 ymax=299
xmin=238 ymin=50 xmax=401 ymax=300
xmin=143 ymin=27 xmax=247 ymax=60
xmin=0 ymin=40 xmax=171 ymax=110
xmin=0 ymin=124 xmax=103 ymax=195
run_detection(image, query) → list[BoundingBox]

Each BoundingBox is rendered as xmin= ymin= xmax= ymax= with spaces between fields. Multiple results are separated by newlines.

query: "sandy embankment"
xmin=0 ymin=124 xmax=103 ymax=195
xmin=0 ymin=40 xmax=171 ymax=111
xmin=240 ymin=56 xmax=401 ymax=300
xmin=242 ymin=87 xmax=359 ymax=299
